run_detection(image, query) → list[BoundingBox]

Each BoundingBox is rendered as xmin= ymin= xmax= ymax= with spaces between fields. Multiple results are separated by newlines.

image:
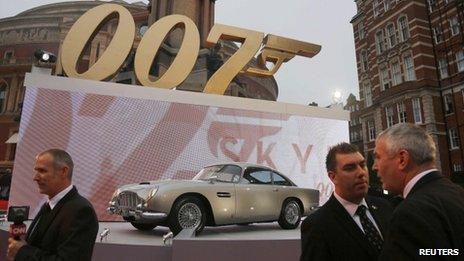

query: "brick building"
xmin=350 ymin=0 xmax=464 ymax=184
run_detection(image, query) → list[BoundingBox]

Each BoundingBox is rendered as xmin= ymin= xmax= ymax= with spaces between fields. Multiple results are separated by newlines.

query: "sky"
xmin=0 ymin=0 xmax=358 ymax=107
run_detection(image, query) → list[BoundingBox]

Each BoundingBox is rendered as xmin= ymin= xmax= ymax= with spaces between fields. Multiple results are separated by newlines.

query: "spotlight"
xmin=34 ymin=49 xmax=56 ymax=63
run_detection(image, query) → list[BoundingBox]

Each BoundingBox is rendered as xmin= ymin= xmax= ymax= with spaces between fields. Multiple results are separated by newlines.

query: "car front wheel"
xmin=278 ymin=198 xmax=301 ymax=229
xmin=168 ymin=196 xmax=206 ymax=235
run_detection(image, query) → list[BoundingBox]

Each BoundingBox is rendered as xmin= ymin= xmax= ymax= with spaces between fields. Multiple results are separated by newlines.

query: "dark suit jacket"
xmin=15 ymin=186 xmax=99 ymax=261
xmin=300 ymin=195 xmax=393 ymax=261
xmin=379 ymin=172 xmax=464 ymax=260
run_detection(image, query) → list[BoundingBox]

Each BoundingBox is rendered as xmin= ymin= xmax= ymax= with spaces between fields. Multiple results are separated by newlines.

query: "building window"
xmin=397 ymin=102 xmax=407 ymax=123
xmin=453 ymin=163 xmax=462 ymax=172
xmin=398 ymin=16 xmax=410 ymax=42
xmin=428 ymin=0 xmax=436 ymax=13
xmin=385 ymin=106 xmax=394 ymax=128
xmin=449 ymin=128 xmax=460 ymax=149
xmin=368 ymin=120 xmax=376 ymax=141
xmin=373 ymin=0 xmax=383 ymax=17
xmin=0 ymin=85 xmax=6 ymax=113
xmin=361 ymin=50 xmax=369 ymax=72
xmin=439 ymin=59 xmax=448 ymax=79
xmin=384 ymin=0 xmax=391 ymax=11
xmin=450 ymin=17 xmax=460 ymax=36
xmin=375 ymin=30 xmax=385 ymax=54
xmin=412 ymin=98 xmax=422 ymax=124
xmin=3 ymin=51 xmax=13 ymax=60
xmin=456 ymin=51 xmax=464 ymax=72
xmin=433 ymin=27 xmax=443 ymax=44
xmin=462 ymin=89 xmax=464 ymax=106
xmin=386 ymin=24 xmax=397 ymax=48
xmin=392 ymin=62 xmax=402 ymax=86
xmin=444 ymin=94 xmax=454 ymax=114
xmin=380 ymin=67 xmax=391 ymax=90
xmin=403 ymin=55 xmax=416 ymax=81
xmin=364 ymin=82 xmax=373 ymax=107
xmin=358 ymin=23 xmax=365 ymax=40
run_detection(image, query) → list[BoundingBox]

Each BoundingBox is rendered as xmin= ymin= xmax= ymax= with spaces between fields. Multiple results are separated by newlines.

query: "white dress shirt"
xmin=48 ymin=184 xmax=73 ymax=210
xmin=334 ymin=192 xmax=383 ymax=238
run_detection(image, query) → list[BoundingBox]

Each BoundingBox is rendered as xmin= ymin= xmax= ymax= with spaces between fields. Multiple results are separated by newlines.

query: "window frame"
xmin=368 ymin=120 xmax=376 ymax=141
xmin=403 ymin=54 xmax=416 ymax=81
xmin=449 ymin=128 xmax=460 ymax=149
xmin=364 ymin=82 xmax=373 ymax=107
xmin=439 ymin=58 xmax=449 ymax=79
xmin=375 ymin=30 xmax=385 ymax=54
xmin=398 ymin=16 xmax=410 ymax=42
xmin=385 ymin=106 xmax=395 ymax=128
xmin=450 ymin=16 xmax=460 ymax=36
xmin=386 ymin=23 xmax=397 ymax=48
xmin=397 ymin=102 xmax=407 ymax=123
xmin=391 ymin=61 xmax=403 ymax=86
xmin=412 ymin=98 xmax=422 ymax=124
xmin=456 ymin=51 xmax=464 ymax=72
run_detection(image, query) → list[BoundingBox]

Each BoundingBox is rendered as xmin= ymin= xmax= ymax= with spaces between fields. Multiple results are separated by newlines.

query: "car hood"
xmin=119 ymin=179 xmax=205 ymax=189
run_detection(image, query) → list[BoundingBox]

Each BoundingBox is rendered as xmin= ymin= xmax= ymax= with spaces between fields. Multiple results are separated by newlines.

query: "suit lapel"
xmin=28 ymin=187 xmax=78 ymax=244
xmin=327 ymin=195 xmax=378 ymax=258
xmin=26 ymin=203 xmax=48 ymax=242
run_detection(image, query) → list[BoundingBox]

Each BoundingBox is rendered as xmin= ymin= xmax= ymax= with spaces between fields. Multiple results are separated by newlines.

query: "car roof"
xmin=202 ymin=162 xmax=296 ymax=186
xmin=204 ymin=162 xmax=276 ymax=171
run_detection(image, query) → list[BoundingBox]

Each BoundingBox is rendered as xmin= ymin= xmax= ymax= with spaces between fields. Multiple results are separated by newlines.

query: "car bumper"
xmin=107 ymin=202 xmax=168 ymax=221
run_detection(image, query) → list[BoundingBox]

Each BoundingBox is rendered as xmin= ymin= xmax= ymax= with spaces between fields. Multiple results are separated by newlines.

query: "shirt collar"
xmin=334 ymin=192 xmax=368 ymax=217
xmin=403 ymin=169 xmax=438 ymax=198
xmin=48 ymin=184 xmax=73 ymax=210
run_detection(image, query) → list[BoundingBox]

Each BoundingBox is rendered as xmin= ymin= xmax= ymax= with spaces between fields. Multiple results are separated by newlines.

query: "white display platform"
xmin=0 ymin=221 xmax=303 ymax=261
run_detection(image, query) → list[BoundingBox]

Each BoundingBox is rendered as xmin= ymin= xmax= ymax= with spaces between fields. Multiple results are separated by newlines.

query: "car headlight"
xmin=148 ymin=187 xmax=158 ymax=199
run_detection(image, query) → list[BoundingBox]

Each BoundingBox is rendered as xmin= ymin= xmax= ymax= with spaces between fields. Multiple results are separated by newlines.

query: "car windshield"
xmin=193 ymin=165 xmax=242 ymax=183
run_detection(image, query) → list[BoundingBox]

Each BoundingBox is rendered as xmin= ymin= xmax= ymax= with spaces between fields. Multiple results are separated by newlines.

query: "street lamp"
xmin=34 ymin=49 xmax=57 ymax=63
xmin=332 ymin=90 xmax=342 ymax=104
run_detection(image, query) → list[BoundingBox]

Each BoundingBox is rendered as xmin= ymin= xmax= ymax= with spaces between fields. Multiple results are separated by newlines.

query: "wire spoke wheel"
xmin=278 ymin=199 xmax=301 ymax=229
xmin=284 ymin=202 xmax=300 ymax=225
xmin=177 ymin=202 xmax=202 ymax=229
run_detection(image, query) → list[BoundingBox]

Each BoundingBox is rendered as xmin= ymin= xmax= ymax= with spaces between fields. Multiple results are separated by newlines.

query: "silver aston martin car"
xmin=107 ymin=163 xmax=319 ymax=235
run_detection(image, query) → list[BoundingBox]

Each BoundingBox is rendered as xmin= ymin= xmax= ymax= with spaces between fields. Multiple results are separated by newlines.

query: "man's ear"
xmin=397 ymin=150 xmax=410 ymax=170
xmin=328 ymin=171 xmax=336 ymax=184
xmin=60 ymin=166 xmax=69 ymax=179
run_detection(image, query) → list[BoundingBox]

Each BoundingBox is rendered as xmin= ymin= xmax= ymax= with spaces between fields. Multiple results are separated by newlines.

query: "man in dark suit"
xmin=300 ymin=143 xmax=393 ymax=261
xmin=373 ymin=123 xmax=464 ymax=260
xmin=7 ymin=149 xmax=99 ymax=261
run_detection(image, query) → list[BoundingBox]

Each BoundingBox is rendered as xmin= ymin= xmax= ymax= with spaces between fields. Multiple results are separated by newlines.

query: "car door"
xmin=205 ymin=164 xmax=240 ymax=225
xmin=235 ymin=167 xmax=278 ymax=223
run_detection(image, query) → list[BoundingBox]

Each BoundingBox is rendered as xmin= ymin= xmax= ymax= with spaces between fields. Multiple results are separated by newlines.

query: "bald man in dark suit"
xmin=7 ymin=149 xmax=98 ymax=261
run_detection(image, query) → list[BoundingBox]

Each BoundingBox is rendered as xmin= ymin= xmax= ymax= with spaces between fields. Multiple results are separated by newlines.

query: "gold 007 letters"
xmin=60 ymin=4 xmax=321 ymax=95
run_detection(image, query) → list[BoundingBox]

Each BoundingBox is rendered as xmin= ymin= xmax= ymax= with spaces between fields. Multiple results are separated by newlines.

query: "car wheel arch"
xmin=282 ymin=197 xmax=304 ymax=214
xmin=172 ymin=192 xmax=216 ymax=226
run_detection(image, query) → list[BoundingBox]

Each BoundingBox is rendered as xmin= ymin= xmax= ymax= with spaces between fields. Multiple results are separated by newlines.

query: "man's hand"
xmin=7 ymin=238 xmax=26 ymax=261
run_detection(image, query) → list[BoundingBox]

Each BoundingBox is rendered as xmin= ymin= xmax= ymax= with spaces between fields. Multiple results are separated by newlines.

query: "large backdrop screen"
xmin=10 ymin=74 xmax=349 ymax=220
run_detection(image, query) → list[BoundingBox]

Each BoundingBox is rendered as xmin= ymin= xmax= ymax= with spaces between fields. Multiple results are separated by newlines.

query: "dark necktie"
xmin=356 ymin=205 xmax=383 ymax=252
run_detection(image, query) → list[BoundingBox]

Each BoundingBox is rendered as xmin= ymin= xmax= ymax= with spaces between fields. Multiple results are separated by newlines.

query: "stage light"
xmin=34 ymin=49 xmax=57 ymax=63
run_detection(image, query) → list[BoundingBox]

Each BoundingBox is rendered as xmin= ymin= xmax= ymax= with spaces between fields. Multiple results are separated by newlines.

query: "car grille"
xmin=117 ymin=191 xmax=144 ymax=208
